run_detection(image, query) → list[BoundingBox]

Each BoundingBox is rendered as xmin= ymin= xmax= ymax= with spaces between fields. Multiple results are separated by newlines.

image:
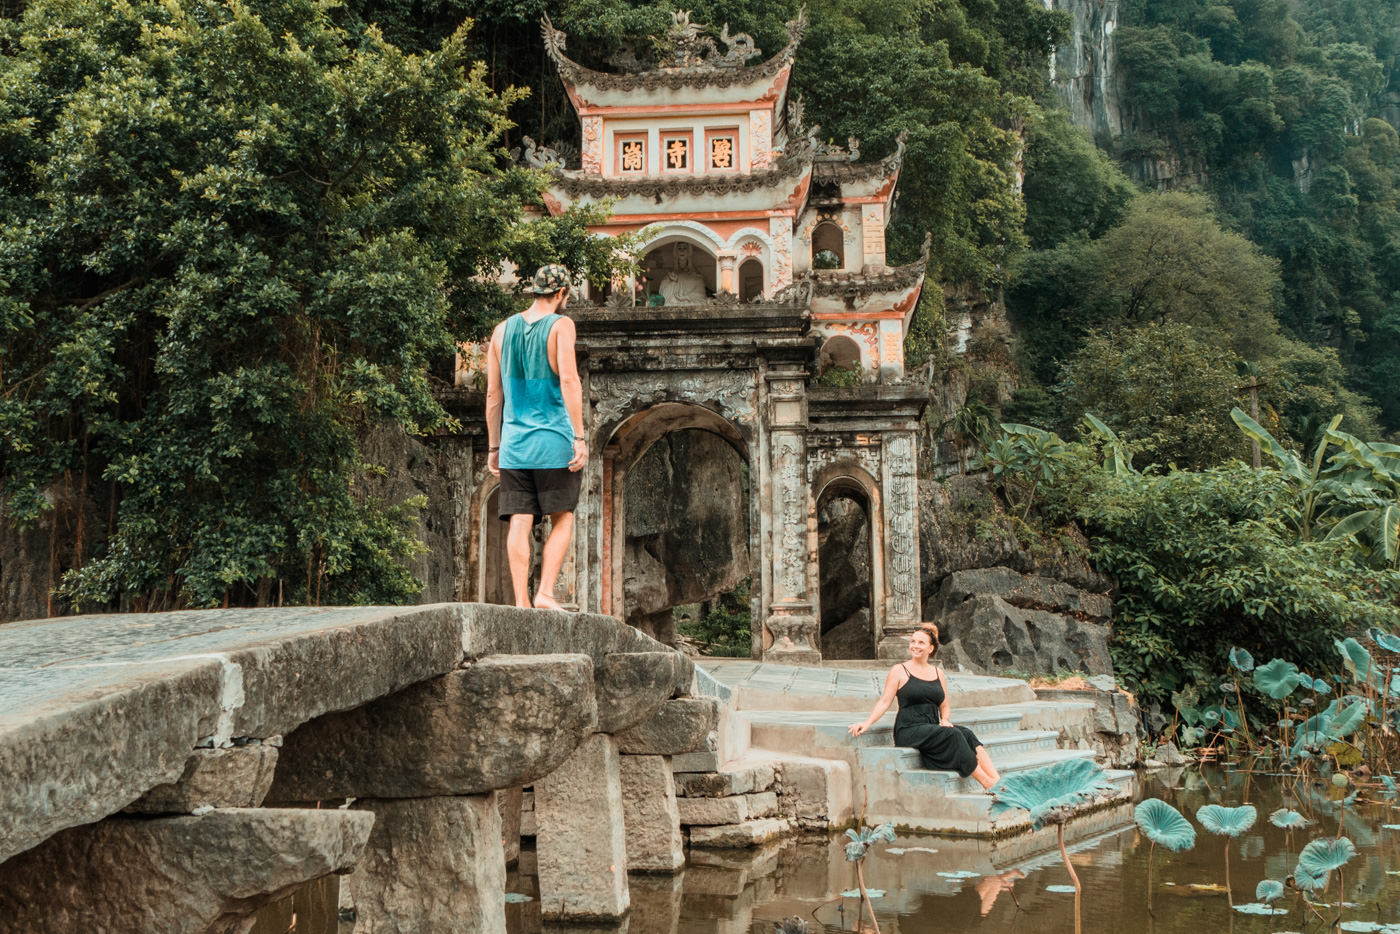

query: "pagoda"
xmin=458 ymin=10 xmax=933 ymax=662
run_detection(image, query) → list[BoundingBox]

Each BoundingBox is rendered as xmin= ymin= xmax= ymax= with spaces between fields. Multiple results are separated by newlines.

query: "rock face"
xmin=0 ymin=807 xmax=372 ymax=934
xmin=1046 ymin=0 xmax=1124 ymax=143
xmin=818 ymin=496 xmax=874 ymax=659
xmin=268 ymin=654 xmax=596 ymax=801
xmin=344 ymin=794 xmax=505 ymax=934
xmin=623 ymin=429 xmax=749 ymax=640
xmin=127 ymin=744 xmax=280 ymax=814
xmin=926 ymin=567 xmax=1114 ymax=675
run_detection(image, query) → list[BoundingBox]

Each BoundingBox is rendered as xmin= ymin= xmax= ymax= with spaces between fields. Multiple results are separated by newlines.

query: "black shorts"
xmin=498 ymin=467 xmax=581 ymax=519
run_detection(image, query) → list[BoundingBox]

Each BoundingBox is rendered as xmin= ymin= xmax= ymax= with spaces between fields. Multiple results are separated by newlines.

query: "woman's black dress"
xmin=892 ymin=665 xmax=983 ymax=777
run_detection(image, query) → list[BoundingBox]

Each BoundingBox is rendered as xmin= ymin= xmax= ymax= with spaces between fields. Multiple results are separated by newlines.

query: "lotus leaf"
xmin=1268 ymin=808 xmax=1311 ymax=829
xmin=1229 ymin=647 xmax=1255 ymax=672
xmin=1046 ymin=884 xmax=1077 ymax=893
xmin=1196 ymin=803 xmax=1257 ymax=837
xmin=1293 ymin=865 xmax=1327 ymax=892
xmin=1234 ymin=903 xmax=1287 ymax=915
xmin=1337 ymin=637 xmax=1375 ymax=683
xmin=989 ymin=758 xmax=1113 ymax=829
xmin=1255 ymin=879 xmax=1285 ymax=903
xmin=504 ymin=893 xmax=533 ymax=904
xmin=1382 ymin=824 xmax=1400 ymax=830
xmin=840 ymin=888 xmax=886 ymax=898
xmin=1368 ymin=628 xmax=1400 ymax=654
xmin=1253 ymin=658 xmax=1303 ymax=699
xmin=1297 ymin=836 xmax=1357 ymax=876
xmin=1380 ymin=775 xmax=1398 ymax=796
xmin=1292 ymin=696 xmax=1370 ymax=757
xmin=1134 ymin=798 xmax=1197 ymax=852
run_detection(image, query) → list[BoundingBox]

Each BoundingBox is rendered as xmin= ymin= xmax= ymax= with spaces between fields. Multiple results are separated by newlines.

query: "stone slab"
xmin=687 ymin=818 xmax=793 ymax=848
xmin=499 ymin=786 xmax=523 ymax=866
xmin=678 ymin=792 xmax=778 ymax=826
xmin=344 ymin=794 xmax=505 ymax=934
xmin=534 ymin=734 xmax=629 ymax=919
xmin=674 ymin=764 xmax=776 ymax=798
xmin=127 ymin=743 xmax=280 ymax=814
xmin=0 ymin=807 xmax=372 ymax=933
xmin=616 ymin=697 xmax=719 ymax=755
xmin=268 ymin=654 xmax=596 ymax=800
xmin=619 ymin=754 xmax=684 ymax=872
xmin=596 ymin=652 xmax=678 ymax=734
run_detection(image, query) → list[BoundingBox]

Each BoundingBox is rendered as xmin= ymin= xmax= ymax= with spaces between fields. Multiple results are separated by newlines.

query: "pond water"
xmin=505 ymin=766 xmax=1400 ymax=933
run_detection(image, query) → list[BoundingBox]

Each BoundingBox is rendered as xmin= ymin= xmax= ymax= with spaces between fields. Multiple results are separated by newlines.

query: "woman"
xmin=847 ymin=623 xmax=1001 ymax=790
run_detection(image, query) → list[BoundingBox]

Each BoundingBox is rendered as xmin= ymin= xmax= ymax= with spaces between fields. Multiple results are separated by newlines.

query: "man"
xmin=485 ymin=264 xmax=587 ymax=610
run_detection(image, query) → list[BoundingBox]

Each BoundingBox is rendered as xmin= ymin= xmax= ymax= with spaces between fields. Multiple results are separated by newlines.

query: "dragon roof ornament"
xmin=540 ymin=8 xmax=807 ymax=92
xmin=812 ymin=129 xmax=908 ymax=182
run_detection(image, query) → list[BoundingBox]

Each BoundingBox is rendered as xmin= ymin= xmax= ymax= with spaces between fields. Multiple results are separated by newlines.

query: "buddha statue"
xmin=656 ymin=242 xmax=708 ymax=305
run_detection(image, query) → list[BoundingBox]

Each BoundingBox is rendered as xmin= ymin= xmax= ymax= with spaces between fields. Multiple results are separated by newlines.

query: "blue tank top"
xmin=499 ymin=312 xmax=575 ymax=470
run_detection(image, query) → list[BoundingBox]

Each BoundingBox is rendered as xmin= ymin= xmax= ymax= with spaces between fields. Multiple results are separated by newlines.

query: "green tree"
xmin=0 ymin=0 xmax=624 ymax=611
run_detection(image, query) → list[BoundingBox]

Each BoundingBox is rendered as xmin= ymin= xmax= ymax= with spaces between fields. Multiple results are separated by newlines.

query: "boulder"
xmin=268 ymin=654 xmax=595 ymax=800
xmin=0 ymin=808 xmax=372 ymax=934
xmin=821 ymin=608 xmax=873 ymax=660
xmin=818 ymin=497 xmax=872 ymax=642
xmin=619 ymin=755 xmax=684 ymax=871
xmin=616 ymin=697 xmax=720 ymax=755
xmin=596 ymin=652 xmax=678 ymax=734
xmin=126 ymin=743 xmax=280 ymax=814
xmin=344 ymin=794 xmax=505 ymax=934
xmin=535 ymin=734 xmax=630 ymax=919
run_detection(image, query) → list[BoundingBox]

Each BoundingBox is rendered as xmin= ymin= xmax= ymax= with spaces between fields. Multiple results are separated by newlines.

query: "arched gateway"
xmin=453 ymin=10 xmax=932 ymax=661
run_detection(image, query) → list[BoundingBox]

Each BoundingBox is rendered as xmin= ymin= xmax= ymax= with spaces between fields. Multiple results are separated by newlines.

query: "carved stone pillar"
xmin=761 ymin=371 xmax=819 ymax=663
xmin=877 ymin=431 xmax=922 ymax=658
xmin=717 ymin=252 xmax=737 ymax=295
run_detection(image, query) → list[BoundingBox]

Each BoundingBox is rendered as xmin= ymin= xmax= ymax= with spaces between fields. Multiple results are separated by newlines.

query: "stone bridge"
xmin=0 ymin=604 xmax=717 ymax=933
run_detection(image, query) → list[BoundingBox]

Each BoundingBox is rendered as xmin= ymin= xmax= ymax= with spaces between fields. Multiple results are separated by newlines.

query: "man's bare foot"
xmin=533 ymin=592 xmax=565 ymax=612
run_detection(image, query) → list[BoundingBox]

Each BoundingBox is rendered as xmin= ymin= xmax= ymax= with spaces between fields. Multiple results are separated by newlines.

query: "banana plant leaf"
xmin=1134 ymin=798 xmax=1197 ymax=852
xmin=1253 ymin=658 xmax=1302 ymax=699
xmin=1297 ymin=836 xmax=1357 ymax=876
xmin=1292 ymin=696 xmax=1371 ymax=758
xmin=1255 ymin=879 xmax=1286 ymax=903
xmin=989 ymin=758 xmax=1113 ymax=829
xmin=1268 ymin=808 xmax=1311 ymax=829
xmin=1196 ymin=804 xmax=1257 ymax=837
xmin=1230 ymin=647 xmax=1256 ymax=673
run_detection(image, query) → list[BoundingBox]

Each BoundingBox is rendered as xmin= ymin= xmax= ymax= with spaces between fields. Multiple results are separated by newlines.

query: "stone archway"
xmin=642 ymin=239 xmax=717 ymax=304
xmin=600 ymin=403 xmax=753 ymax=650
xmin=813 ymin=470 xmax=885 ymax=659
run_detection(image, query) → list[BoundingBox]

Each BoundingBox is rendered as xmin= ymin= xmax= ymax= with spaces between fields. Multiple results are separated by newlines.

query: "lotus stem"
xmin=1234 ymin=682 xmax=1256 ymax=750
xmin=1147 ymin=841 xmax=1156 ymax=915
xmin=857 ymin=861 xmax=881 ymax=934
xmin=1224 ymin=841 xmax=1233 ymax=909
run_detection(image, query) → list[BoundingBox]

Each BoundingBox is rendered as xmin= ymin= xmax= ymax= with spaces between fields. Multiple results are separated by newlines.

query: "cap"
xmin=527 ymin=264 xmax=571 ymax=294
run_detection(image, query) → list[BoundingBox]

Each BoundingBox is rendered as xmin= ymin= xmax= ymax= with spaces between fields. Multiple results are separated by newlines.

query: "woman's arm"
xmin=849 ymin=666 xmax=903 ymax=736
xmin=937 ymin=666 xmax=954 ymax=726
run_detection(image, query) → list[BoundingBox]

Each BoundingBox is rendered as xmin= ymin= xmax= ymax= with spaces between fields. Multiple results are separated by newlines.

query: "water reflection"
xmin=502 ymin=766 xmax=1400 ymax=934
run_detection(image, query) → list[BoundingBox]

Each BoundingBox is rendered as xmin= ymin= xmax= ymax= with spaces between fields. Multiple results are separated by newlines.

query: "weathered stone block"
xmin=670 ymin=733 xmax=720 ymax=773
xmin=619 ymin=754 xmax=683 ymax=872
xmin=628 ymin=872 xmax=683 ymax=934
xmin=268 ymin=654 xmax=595 ymax=800
xmin=677 ymin=792 xmax=778 ymax=826
xmin=596 ymin=652 xmax=677 ymax=734
xmin=344 ymin=794 xmax=505 ymax=934
xmin=126 ymin=744 xmax=279 ymax=814
xmin=616 ymin=697 xmax=719 ymax=755
xmin=499 ymin=786 xmax=523 ymax=866
xmin=687 ymin=818 xmax=793 ymax=848
xmin=534 ymin=734 xmax=629 ymax=920
xmin=777 ymin=759 xmax=853 ymax=826
xmin=675 ymin=764 xmax=775 ymax=798
xmin=520 ymin=789 xmax=536 ymax=837
xmin=0 ymin=807 xmax=372 ymax=933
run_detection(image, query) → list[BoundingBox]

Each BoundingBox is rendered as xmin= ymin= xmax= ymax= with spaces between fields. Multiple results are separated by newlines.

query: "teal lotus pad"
xmin=1298 ymin=836 xmax=1357 ymax=877
xmin=1045 ymin=884 xmax=1077 ymax=893
xmin=1234 ymin=903 xmax=1288 ymax=915
xmin=504 ymin=893 xmax=534 ymax=903
xmin=1134 ymin=798 xmax=1197 ymax=851
xmin=1253 ymin=658 xmax=1303 ymax=699
xmin=1255 ymin=879 xmax=1285 ymax=902
xmin=1229 ymin=647 xmax=1255 ymax=672
xmin=1196 ymin=803 xmax=1257 ymax=836
xmin=841 ymin=888 xmax=885 ymax=898
xmin=936 ymin=870 xmax=979 ymax=879
xmin=1368 ymin=627 xmax=1400 ymax=654
xmin=989 ymin=758 xmax=1114 ymax=829
xmin=1269 ymin=808 xmax=1311 ymax=829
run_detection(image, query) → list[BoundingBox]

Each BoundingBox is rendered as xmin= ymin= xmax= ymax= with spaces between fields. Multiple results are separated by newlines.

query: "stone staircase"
xmin=680 ymin=660 xmax=1136 ymax=840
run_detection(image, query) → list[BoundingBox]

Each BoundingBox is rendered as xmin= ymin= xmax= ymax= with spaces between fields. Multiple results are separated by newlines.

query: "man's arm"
xmin=485 ymin=323 xmax=506 ymax=476
xmin=550 ymin=316 xmax=587 ymax=470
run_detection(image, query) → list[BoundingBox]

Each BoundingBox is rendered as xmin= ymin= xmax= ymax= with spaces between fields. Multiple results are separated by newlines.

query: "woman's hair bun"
xmin=918 ymin=622 xmax=939 ymax=641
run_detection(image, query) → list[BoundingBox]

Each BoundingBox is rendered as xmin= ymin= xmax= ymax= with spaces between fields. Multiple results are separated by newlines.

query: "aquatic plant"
xmin=773 ymin=919 xmax=809 ymax=934
xmin=844 ymin=821 xmax=895 ymax=934
xmin=1296 ymin=835 xmax=1357 ymax=924
xmin=1255 ymin=879 xmax=1285 ymax=903
xmin=1268 ymin=808 xmax=1311 ymax=830
xmin=1196 ymin=804 xmax=1256 ymax=906
xmin=992 ymin=759 xmax=1113 ymax=934
xmin=1134 ymin=798 xmax=1195 ymax=911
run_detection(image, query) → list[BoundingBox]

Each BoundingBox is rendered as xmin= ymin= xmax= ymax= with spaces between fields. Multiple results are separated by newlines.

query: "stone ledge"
xmin=678 ymin=791 xmax=778 ymax=826
xmin=687 ymin=817 xmax=794 ymax=848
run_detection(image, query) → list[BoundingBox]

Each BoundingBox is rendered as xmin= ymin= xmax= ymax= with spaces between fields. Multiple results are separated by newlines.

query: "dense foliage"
xmin=0 ymin=0 xmax=623 ymax=610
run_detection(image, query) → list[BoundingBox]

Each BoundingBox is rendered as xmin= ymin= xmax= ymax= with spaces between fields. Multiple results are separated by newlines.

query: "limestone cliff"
xmin=1044 ymin=0 xmax=1123 ymax=144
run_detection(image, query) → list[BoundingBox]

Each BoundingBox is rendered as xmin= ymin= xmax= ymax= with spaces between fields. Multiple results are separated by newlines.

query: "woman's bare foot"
xmin=533 ymin=592 xmax=565 ymax=611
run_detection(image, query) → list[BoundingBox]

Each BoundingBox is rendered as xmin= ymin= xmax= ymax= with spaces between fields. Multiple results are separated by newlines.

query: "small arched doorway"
xmin=817 ymin=478 xmax=878 ymax=659
xmin=479 ymin=484 xmax=545 ymax=606
xmin=818 ymin=335 xmax=862 ymax=376
xmin=812 ymin=222 xmax=844 ymax=270
xmin=739 ymin=258 xmax=764 ymax=302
